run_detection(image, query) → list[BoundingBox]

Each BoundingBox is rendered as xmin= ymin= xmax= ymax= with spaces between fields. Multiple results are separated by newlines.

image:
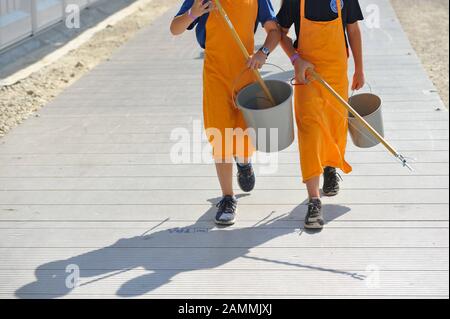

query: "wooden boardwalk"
xmin=0 ymin=0 xmax=448 ymax=298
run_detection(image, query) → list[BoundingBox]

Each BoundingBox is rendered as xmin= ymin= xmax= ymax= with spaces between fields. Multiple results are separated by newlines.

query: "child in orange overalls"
xmin=171 ymin=0 xmax=280 ymax=225
xmin=278 ymin=0 xmax=365 ymax=229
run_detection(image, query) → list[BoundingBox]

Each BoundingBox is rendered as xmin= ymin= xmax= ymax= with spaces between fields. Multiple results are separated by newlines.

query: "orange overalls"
xmin=295 ymin=0 xmax=352 ymax=182
xmin=203 ymin=0 xmax=257 ymax=161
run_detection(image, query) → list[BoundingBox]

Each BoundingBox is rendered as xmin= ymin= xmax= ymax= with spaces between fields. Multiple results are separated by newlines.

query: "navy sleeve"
xmin=176 ymin=0 xmax=194 ymax=16
xmin=276 ymin=0 xmax=297 ymax=29
xmin=175 ymin=0 xmax=198 ymax=30
xmin=346 ymin=0 xmax=364 ymax=24
xmin=257 ymin=0 xmax=278 ymax=27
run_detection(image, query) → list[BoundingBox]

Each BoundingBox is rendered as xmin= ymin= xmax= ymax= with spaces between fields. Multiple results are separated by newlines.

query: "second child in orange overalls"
xmin=278 ymin=0 xmax=365 ymax=229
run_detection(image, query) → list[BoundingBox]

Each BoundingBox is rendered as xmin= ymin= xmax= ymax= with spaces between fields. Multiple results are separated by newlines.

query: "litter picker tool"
xmin=212 ymin=0 xmax=276 ymax=106
xmin=307 ymin=69 xmax=414 ymax=171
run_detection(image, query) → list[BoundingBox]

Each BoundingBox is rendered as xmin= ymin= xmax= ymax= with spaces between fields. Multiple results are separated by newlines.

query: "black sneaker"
xmin=323 ymin=166 xmax=342 ymax=197
xmin=305 ymin=198 xmax=324 ymax=230
xmin=236 ymin=163 xmax=255 ymax=193
xmin=215 ymin=195 xmax=237 ymax=225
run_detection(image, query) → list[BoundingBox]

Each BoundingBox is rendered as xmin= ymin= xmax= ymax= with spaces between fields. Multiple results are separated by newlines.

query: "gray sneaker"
xmin=305 ymin=198 xmax=324 ymax=229
xmin=215 ymin=195 xmax=237 ymax=226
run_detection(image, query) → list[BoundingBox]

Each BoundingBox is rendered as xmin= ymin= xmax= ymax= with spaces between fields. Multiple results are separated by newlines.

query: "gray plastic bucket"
xmin=348 ymin=92 xmax=384 ymax=148
xmin=236 ymin=80 xmax=294 ymax=153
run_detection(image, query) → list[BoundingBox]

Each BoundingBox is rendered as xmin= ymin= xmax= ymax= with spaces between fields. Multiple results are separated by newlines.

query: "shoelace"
xmin=326 ymin=170 xmax=343 ymax=188
xmin=238 ymin=164 xmax=253 ymax=177
xmin=216 ymin=197 xmax=236 ymax=213
xmin=308 ymin=201 xmax=322 ymax=216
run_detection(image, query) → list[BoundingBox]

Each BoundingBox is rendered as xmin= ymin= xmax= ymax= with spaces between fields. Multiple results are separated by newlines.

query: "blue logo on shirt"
xmin=330 ymin=0 xmax=344 ymax=13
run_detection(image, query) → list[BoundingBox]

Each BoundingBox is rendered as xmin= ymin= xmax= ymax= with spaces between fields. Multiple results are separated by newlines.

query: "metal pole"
xmin=309 ymin=69 xmax=413 ymax=171
xmin=212 ymin=0 xmax=276 ymax=106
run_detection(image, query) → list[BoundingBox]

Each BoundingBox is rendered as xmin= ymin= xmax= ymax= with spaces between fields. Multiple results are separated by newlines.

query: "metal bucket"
xmin=236 ymin=80 xmax=294 ymax=153
xmin=348 ymin=92 xmax=384 ymax=148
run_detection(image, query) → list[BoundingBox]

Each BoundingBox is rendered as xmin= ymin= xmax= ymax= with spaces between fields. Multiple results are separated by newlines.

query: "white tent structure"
xmin=0 ymin=0 xmax=99 ymax=51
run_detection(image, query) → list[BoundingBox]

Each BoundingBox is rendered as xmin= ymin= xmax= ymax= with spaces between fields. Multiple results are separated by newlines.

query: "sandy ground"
xmin=391 ymin=0 xmax=449 ymax=108
xmin=0 ymin=0 xmax=179 ymax=138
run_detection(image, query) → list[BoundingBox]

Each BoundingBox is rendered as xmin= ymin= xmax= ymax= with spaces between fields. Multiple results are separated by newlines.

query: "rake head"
xmin=396 ymin=154 xmax=415 ymax=172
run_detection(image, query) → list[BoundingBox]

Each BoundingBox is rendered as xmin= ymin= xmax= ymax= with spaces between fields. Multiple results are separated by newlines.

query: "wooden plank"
xmin=2 ymin=132 xmax=448 ymax=145
xmin=0 ymin=163 xmax=447 ymax=177
xmin=31 ymin=106 xmax=447 ymax=116
xmin=0 ymin=247 xmax=447 ymax=271
xmin=0 ymin=175 xmax=447 ymax=190
xmin=0 ymin=227 xmax=447 ymax=248
xmin=6 ymin=112 xmax=447 ymax=125
xmin=0 ymin=140 xmax=448 ymax=154
xmin=2 ymin=130 xmax=449 ymax=146
xmin=4 ymin=121 xmax=448 ymax=135
xmin=0 ymin=188 xmax=448 ymax=205
xmin=0 ymin=203 xmax=447 ymax=222
xmin=0 ymin=221 xmax=447 ymax=229
xmin=2 ymin=293 xmax=447 ymax=299
xmin=28 ymin=104 xmax=449 ymax=115
xmin=2 ymin=270 xmax=449 ymax=298
xmin=0 ymin=150 xmax=448 ymax=165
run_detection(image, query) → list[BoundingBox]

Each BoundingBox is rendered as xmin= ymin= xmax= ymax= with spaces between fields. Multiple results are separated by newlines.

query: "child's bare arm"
xmin=170 ymin=0 xmax=215 ymax=35
xmin=263 ymin=21 xmax=281 ymax=55
xmin=279 ymin=27 xmax=297 ymax=58
xmin=347 ymin=21 xmax=365 ymax=90
xmin=280 ymin=27 xmax=314 ymax=84
xmin=247 ymin=21 xmax=280 ymax=70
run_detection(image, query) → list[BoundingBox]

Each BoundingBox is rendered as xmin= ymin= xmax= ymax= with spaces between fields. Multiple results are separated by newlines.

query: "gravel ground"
xmin=391 ymin=0 xmax=449 ymax=108
xmin=0 ymin=0 xmax=179 ymax=138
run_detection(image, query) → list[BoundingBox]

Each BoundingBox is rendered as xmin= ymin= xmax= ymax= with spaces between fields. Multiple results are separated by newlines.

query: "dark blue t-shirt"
xmin=277 ymin=0 xmax=364 ymax=48
xmin=176 ymin=0 xmax=278 ymax=49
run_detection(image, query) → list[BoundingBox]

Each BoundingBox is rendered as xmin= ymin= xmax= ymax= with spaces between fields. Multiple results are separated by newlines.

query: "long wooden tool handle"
xmin=309 ymin=69 xmax=399 ymax=157
xmin=212 ymin=0 xmax=276 ymax=106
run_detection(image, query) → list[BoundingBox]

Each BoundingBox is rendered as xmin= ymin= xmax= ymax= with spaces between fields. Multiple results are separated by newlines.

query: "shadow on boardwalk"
xmin=16 ymin=197 xmax=361 ymax=298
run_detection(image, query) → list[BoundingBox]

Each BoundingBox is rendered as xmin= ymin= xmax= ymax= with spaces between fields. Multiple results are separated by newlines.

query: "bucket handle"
xmin=290 ymin=78 xmax=311 ymax=86
xmin=350 ymin=82 xmax=373 ymax=97
xmin=232 ymin=63 xmax=286 ymax=110
xmin=290 ymin=68 xmax=315 ymax=86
